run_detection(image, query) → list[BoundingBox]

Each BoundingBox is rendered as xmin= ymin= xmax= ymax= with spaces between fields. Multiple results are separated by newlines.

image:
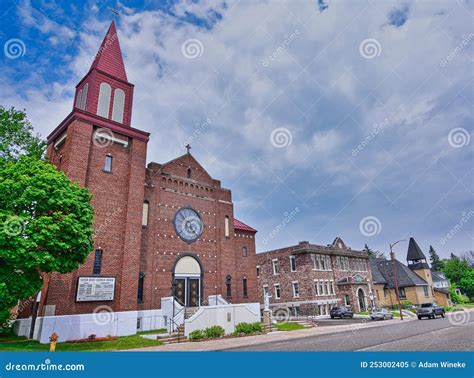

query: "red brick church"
xmin=16 ymin=21 xmax=258 ymax=341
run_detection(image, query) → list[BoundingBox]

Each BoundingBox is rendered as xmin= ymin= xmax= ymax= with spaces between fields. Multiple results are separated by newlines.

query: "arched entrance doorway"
xmin=173 ymin=255 xmax=202 ymax=307
xmin=357 ymin=288 xmax=366 ymax=312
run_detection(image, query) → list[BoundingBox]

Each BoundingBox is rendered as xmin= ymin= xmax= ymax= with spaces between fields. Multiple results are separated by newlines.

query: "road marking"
xmin=356 ymin=322 xmax=472 ymax=351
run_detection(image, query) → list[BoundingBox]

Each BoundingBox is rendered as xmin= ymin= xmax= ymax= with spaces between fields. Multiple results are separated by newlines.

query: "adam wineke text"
xmin=418 ymin=361 xmax=466 ymax=369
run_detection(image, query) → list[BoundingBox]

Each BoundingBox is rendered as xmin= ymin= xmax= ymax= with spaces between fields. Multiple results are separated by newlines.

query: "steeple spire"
xmin=89 ymin=21 xmax=128 ymax=82
xmin=406 ymin=237 xmax=429 ymax=270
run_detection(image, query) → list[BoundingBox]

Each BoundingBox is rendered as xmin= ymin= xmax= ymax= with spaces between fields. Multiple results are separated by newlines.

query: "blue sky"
xmin=0 ymin=0 xmax=473 ymax=260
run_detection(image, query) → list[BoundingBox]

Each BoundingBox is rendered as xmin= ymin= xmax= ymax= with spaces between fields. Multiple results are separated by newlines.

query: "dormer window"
xmin=97 ymin=82 xmax=111 ymax=118
xmin=111 ymin=88 xmax=125 ymax=123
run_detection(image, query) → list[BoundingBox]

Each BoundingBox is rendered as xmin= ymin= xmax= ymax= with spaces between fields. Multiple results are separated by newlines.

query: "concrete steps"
xmin=185 ymin=307 xmax=198 ymax=319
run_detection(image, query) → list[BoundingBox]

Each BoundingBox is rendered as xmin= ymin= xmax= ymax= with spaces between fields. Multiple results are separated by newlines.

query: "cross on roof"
xmin=185 ymin=144 xmax=191 ymax=154
xmin=109 ymin=8 xmax=119 ymax=19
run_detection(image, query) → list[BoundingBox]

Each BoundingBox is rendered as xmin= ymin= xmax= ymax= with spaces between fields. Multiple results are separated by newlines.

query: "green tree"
xmin=459 ymin=269 xmax=474 ymax=298
xmin=442 ymin=254 xmax=470 ymax=284
xmin=0 ymin=107 xmax=46 ymax=162
xmin=428 ymin=245 xmax=444 ymax=271
xmin=363 ymin=244 xmax=386 ymax=259
xmin=0 ymin=156 xmax=94 ymax=330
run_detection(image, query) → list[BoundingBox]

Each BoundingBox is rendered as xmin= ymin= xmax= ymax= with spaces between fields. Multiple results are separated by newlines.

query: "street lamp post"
xmin=390 ymin=239 xmax=406 ymax=320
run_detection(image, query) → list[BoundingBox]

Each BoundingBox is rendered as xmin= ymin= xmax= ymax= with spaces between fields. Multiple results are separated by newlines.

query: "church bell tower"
xmin=43 ymin=21 xmax=150 ymax=316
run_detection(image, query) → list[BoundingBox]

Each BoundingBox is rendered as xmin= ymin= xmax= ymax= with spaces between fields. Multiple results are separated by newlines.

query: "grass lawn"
xmin=355 ymin=312 xmax=369 ymax=315
xmin=460 ymin=303 xmax=474 ymax=308
xmin=0 ymin=334 xmax=164 ymax=352
xmin=275 ymin=322 xmax=305 ymax=331
xmin=390 ymin=311 xmax=401 ymax=317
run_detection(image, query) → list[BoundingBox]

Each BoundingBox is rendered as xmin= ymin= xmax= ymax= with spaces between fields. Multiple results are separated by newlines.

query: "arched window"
xmin=111 ymin=88 xmax=125 ymax=123
xmin=187 ymin=168 xmax=192 ymax=179
xmin=224 ymin=216 xmax=229 ymax=237
xmin=75 ymin=89 xmax=83 ymax=108
xmin=142 ymin=201 xmax=149 ymax=227
xmin=97 ymin=82 xmax=111 ymax=118
xmin=80 ymin=83 xmax=89 ymax=110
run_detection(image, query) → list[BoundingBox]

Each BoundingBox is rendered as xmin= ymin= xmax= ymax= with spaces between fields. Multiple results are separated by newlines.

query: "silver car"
xmin=370 ymin=308 xmax=394 ymax=320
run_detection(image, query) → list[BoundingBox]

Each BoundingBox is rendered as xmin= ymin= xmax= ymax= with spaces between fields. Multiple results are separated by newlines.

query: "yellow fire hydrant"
xmin=49 ymin=332 xmax=58 ymax=352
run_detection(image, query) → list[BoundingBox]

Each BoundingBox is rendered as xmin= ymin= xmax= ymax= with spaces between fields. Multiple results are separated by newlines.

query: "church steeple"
xmin=73 ymin=21 xmax=134 ymax=127
xmin=406 ymin=237 xmax=430 ymax=270
xmin=89 ymin=21 xmax=128 ymax=81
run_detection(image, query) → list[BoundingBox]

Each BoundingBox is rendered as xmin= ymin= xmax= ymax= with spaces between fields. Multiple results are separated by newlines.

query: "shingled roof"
xmin=371 ymin=258 xmax=427 ymax=288
xmin=233 ymin=218 xmax=257 ymax=233
xmin=407 ymin=237 xmax=426 ymax=261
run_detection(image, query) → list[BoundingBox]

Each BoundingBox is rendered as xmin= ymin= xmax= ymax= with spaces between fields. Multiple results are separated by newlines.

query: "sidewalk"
xmin=128 ymin=317 xmax=416 ymax=352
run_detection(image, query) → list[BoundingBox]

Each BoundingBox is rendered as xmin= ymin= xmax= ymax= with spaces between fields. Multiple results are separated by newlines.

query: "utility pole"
xmin=390 ymin=239 xmax=406 ymax=320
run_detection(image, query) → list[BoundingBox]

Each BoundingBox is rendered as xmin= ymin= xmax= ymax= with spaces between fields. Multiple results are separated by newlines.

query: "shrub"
xmin=234 ymin=322 xmax=263 ymax=335
xmin=203 ymin=325 xmax=225 ymax=339
xmin=188 ymin=330 xmax=204 ymax=341
xmin=400 ymin=300 xmax=414 ymax=309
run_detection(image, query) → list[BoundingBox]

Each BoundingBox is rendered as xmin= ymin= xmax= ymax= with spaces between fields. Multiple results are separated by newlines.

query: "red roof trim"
xmin=233 ymin=218 xmax=257 ymax=233
xmin=47 ymin=109 xmax=150 ymax=143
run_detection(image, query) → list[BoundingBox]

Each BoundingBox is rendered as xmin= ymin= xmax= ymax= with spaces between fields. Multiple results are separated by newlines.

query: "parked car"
xmin=416 ymin=303 xmax=445 ymax=320
xmin=330 ymin=306 xmax=353 ymax=319
xmin=370 ymin=308 xmax=394 ymax=321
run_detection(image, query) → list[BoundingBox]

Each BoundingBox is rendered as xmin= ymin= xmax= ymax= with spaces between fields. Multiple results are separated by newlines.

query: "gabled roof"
xmin=332 ymin=237 xmax=347 ymax=249
xmin=407 ymin=237 xmax=427 ymax=261
xmin=89 ymin=21 xmax=128 ymax=81
xmin=369 ymin=258 xmax=387 ymax=284
xmin=371 ymin=258 xmax=428 ymax=288
xmin=234 ymin=218 xmax=257 ymax=233
xmin=160 ymin=153 xmax=214 ymax=183
xmin=431 ymin=271 xmax=447 ymax=282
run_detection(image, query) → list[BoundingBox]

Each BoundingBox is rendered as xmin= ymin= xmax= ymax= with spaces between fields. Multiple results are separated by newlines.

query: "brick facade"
xmin=23 ymin=21 xmax=257 ymax=319
xmin=257 ymin=238 xmax=374 ymax=316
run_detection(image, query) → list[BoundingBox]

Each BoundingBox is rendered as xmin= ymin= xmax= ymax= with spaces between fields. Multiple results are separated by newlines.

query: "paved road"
xmin=225 ymin=315 xmax=474 ymax=351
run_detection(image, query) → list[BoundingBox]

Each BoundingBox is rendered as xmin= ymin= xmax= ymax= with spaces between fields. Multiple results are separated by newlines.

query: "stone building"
xmin=257 ymin=238 xmax=374 ymax=316
xmin=370 ymin=237 xmax=451 ymax=307
xmin=15 ymin=21 xmax=258 ymax=341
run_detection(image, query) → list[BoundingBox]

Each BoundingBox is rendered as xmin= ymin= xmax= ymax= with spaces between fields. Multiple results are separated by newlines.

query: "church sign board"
xmin=76 ymin=277 xmax=116 ymax=302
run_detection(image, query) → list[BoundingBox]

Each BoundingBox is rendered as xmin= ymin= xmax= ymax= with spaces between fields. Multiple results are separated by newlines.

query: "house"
xmin=257 ymin=238 xmax=374 ymax=316
xmin=370 ymin=237 xmax=452 ymax=307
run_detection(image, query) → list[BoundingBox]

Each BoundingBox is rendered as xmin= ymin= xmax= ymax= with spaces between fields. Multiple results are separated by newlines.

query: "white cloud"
xmin=1 ymin=0 xmax=472 ymax=256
